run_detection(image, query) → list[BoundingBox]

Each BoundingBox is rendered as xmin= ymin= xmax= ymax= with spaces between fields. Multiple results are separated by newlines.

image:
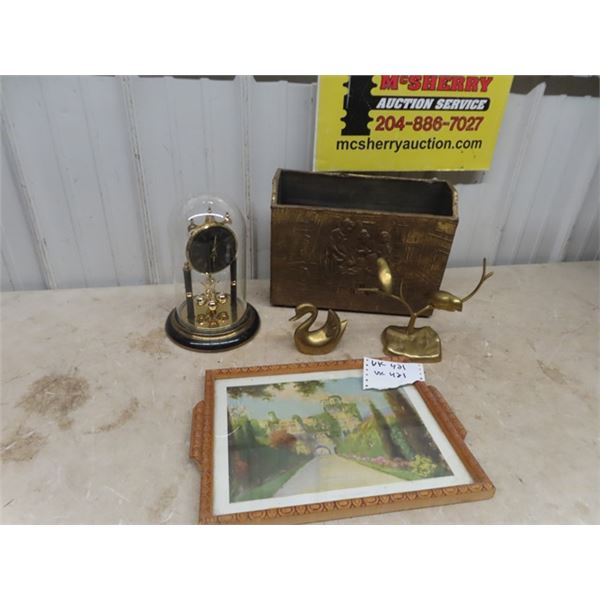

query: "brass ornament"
xmin=359 ymin=258 xmax=493 ymax=362
xmin=289 ymin=303 xmax=348 ymax=355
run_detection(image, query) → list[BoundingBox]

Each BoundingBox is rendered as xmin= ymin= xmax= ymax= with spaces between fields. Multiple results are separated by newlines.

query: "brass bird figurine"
xmin=289 ymin=303 xmax=348 ymax=355
xmin=359 ymin=257 xmax=493 ymax=362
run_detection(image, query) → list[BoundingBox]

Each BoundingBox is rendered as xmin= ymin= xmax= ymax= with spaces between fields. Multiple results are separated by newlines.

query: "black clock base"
xmin=165 ymin=303 xmax=260 ymax=352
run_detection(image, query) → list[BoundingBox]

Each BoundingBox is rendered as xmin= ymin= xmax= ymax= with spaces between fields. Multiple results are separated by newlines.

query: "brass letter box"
xmin=270 ymin=169 xmax=458 ymax=316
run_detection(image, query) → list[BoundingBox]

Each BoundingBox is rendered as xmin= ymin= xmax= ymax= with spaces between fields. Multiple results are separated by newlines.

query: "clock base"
xmin=165 ymin=303 xmax=260 ymax=352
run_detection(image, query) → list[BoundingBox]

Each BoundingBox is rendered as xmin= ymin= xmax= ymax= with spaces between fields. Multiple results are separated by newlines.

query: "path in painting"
xmin=273 ymin=455 xmax=399 ymax=497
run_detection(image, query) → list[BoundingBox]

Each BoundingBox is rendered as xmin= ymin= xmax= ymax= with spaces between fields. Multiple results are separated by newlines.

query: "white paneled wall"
xmin=1 ymin=76 xmax=598 ymax=292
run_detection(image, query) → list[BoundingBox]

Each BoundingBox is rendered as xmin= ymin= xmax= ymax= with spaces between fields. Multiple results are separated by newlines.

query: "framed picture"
xmin=190 ymin=359 xmax=494 ymax=524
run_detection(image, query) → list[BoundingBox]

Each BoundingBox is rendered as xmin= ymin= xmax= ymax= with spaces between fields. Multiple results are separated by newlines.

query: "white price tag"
xmin=363 ymin=357 xmax=425 ymax=390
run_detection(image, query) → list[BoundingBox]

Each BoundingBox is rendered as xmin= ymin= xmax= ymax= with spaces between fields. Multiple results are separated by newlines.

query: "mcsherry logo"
xmin=341 ymin=75 xmax=493 ymax=136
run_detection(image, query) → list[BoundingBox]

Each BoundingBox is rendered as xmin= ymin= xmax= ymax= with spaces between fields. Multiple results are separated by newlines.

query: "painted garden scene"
xmin=226 ymin=376 xmax=452 ymax=503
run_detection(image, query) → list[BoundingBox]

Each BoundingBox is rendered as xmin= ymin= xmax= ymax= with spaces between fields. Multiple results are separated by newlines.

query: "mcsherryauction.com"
xmin=336 ymin=137 xmax=483 ymax=153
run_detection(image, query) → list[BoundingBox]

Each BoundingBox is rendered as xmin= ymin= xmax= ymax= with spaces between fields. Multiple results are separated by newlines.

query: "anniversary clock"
xmin=165 ymin=195 xmax=260 ymax=351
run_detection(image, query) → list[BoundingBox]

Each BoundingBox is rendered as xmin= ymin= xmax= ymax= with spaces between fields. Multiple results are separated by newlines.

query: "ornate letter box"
xmin=270 ymin=169 xmax=458 ymax=316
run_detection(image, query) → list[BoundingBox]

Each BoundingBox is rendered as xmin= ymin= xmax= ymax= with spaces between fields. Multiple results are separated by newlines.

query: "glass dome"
xmin=165 ymin=194 xmax=260 ymax=351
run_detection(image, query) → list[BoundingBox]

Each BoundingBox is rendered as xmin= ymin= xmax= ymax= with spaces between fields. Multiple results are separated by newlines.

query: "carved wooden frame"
xmin=190 ymin=358 xmax=494 ymax=524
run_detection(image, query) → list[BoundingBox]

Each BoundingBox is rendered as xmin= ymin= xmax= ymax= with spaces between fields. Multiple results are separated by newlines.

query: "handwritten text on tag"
xmin=363 ymin=357 xmax=425 ymax=390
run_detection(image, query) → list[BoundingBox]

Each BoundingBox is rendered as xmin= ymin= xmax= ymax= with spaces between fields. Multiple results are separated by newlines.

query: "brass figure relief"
xmin=272 ymin=211 xmax=454 ymax=315
xmin=359 ymin=258 xmax=493 ymax=362
xmin=289 ymin=303 xmax=348 ymax=355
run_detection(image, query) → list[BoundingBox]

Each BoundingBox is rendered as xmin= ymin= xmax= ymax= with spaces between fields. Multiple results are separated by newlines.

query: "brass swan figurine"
xmin=289 ymin=303 xmax=348 ymax=355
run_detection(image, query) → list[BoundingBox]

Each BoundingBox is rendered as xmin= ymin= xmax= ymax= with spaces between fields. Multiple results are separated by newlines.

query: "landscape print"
xmin=226 ymin=376 xmax=452 ymax=503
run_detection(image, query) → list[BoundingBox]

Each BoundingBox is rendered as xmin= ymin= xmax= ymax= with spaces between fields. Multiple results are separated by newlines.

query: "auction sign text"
xmin=314 ymin=75 xmax=513 ymax=171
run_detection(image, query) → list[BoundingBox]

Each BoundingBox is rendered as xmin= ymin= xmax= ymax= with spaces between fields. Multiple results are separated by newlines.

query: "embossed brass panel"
xmin=270 ymin=169 xmax=458 ymax=315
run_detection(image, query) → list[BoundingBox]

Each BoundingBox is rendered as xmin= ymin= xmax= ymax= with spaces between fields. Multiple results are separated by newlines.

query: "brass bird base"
xmin=382 ymin=325 xmax=442 ymax=363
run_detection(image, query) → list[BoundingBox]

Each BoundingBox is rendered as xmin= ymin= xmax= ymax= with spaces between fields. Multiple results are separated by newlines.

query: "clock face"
xmin=187 ymin=224 xmax=237 ymax=273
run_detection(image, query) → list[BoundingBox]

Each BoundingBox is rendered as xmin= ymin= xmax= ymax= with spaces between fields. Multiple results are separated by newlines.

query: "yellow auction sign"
xmin=314 ymin=75 xmax=513 ymax=171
